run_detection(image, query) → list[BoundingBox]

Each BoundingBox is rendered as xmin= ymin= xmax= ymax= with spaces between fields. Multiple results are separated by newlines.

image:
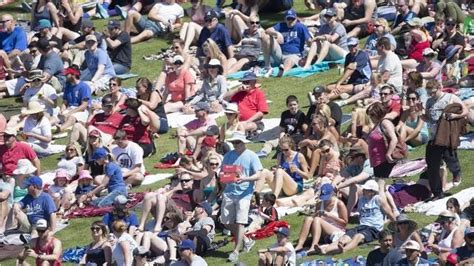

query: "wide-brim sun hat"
xmin=388 ymin=213 xmax=418 ymax=232
xmin=224 ymin=103 xmax=239 ymax=114
xmin=362 ymin=179 xmax=379 ymax=192
xmin=13 ymin=159 xmax=37 ymax=175
xmin=226 ymin=131 xmax=250 ymax=144
xmin=21 ymin=101 xmax=43 ymax=116
xmin=25 ymin=69 xmax=45 ymax=82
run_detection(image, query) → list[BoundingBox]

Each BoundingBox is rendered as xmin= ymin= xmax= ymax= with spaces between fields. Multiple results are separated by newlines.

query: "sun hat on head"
xmin=78 ymin=170 xmax=93 ymax=181
xmin=436 ymin=210 xmax=456 ymax=222
xmin=226 ymin=131 xmax=250 ymax=144
xmin=224 ymin=103 xmax=239 ymax=114
xmin=25 ymin=69 xmax=45 ymax=82
xmin=362 ymin=179 xmax=379 ymax=192
xmin=388 ymin=214 xmax=418 ymax=232
xmin=13 ymin=159 xmax=37 ymax=175
xmin=54 ymin=168 xmax=70 ymax=181
xmin=21 ymin=101 xmax=43 ymax=116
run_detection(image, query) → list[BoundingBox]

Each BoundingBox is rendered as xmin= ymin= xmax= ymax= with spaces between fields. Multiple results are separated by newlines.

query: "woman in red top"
xmin=17 ymin=219 xmax=62 ymax=266
xmin=401 ymin=17 xmax=431 ymax=70
xmin=119 ymin=98 xmax=154 ymax=157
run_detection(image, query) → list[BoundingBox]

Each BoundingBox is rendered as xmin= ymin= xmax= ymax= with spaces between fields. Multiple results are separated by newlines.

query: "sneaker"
xmin=115 ymin=5 xmax=127 ymax=19
xmin=96 ymin=3 xmax=109 ymax=18
xmin=453 ymin=176 xmax=461 ymax=186
xmin=256 ymin=151 xmax=268 ymax=158
xmin=335 ymin=100 xmax=347 ymax=107
xmin=243 ymin=238 xmax=255 ymax=252
xmin=262 ymin=67 xmax=273 ymax=78
xmin=21 ymin=1 xmax=32 ymax=12
xmin=227 ymin=251 xmax=239 ymax=263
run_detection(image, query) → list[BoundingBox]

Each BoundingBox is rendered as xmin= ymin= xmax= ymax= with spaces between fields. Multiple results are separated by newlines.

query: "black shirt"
xmin=456 ymin=246 xmax=474 ymax=262
xmin=439 ymin=31 xmax=465 ymax=61
xmin=107 ymin=31 xmax=132 ymax=69
xmin=305 ymin=102 xmax=342 ymax=133
xmin=279 ymin=109 xmax=306 ymax=135
xmin=366 ymin=248 xmax=389 ymax=266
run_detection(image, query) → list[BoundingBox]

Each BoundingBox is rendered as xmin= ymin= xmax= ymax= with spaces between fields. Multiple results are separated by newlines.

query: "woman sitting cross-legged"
xmin=397 ymin=91 xmax=429 ymax=147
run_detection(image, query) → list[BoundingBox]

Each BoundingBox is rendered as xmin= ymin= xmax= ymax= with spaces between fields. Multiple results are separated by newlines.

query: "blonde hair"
xmin=112 ymin=220 xmax=127 ymax=233
xmin=375 ymin=18 xmax=390 ymax=32
xmin=279 ymin=134 xmax=296 ymax=150
xmin=203 ymin=39 xmax=224 ymax=61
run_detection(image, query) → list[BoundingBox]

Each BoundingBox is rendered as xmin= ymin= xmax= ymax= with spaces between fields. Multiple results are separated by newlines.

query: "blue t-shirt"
xmin=358 ymin=194 xmax=384 ymax=231
xmin=63 ymin=81 xmax=92 ymax=107
xmin=103 ymin=211 xmax=139 ymax=231
xmin=75 ymin=184 xmax=94 ymax=195
xmin=273 ymin=21 xmax=310 ymax=55
xmin=197 ymin=24 xmax=233 ymax=58
xmin=222 ymin=149 xmax=263 ymax=199
xmin=394 ymin=11 xmax=415 ymax=28
xmin=0 ymin=27 xmax=27 ymax=54
xmin=19 ymin=192 xmax=56 ymax=226
xmin=105 ymin=162 xmax=126 ymax=193
xmin=345 ymin=49 xmax=372 ymax=85
xmin=84 ymin=48 xmax=116 ymax=78
xmin=365 ymin=33 xmax=397 ymax=56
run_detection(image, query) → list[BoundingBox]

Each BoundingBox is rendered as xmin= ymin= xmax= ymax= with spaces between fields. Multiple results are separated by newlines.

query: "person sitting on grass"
xmin=257 ymin=227 xmax=296 ymax=266
xmin=396 ymin=240 xmax=431 ymax=266
xmin=57 ymin=141 xmax=84 ymax=178
xmin=75 ymin=170 xmax=96 ymax=208
xmin=80 ymin=221 xmax=112 ymax=265
xmin=102 ymin=195 xmax=138 ymax=235
xmin=314 ymin=179 xmax=396 ymax=255
xmin=366 ymin=229 xmax=393 ymax=266
xmin=398 ymin=91 xmax=429 ymax=147
xmin=48 ymin=168 xmax=75 ymax=216
xmin=111 ymin=130 xmax=146 ymax=186
xmin=170 ymin=239 xmax=208 ymax=266
xmin=453 ymin=227 xmax=474 ymax=265
xmin=177 ymin=102 xmax=216 ymax=155
xmin=427 ymin=210 xmax=464 ymax=264
xmin=384 ymin=214 xmax=423 ymax=265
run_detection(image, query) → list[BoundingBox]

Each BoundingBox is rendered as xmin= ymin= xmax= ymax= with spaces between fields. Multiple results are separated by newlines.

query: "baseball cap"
xmin=403 ymin=240 xmax=420 ymax=251
xmin=85 ymin=34 xmax=97 ymax=42
xmin=81 ymin=19 xmax=94 ymax=29
xmin=35 ymin=219 xmax=48 ymax=230
xmin=319 ymin=183 xmax=334 ymax=201
xmin=205 ymin=125 xmax=219 ymax=136
xmin=177 ymin=239 xmax=196 ymax=251
xmin=202 ymin=136 xmax=217 ymax=148
xmin=362 ymin=179 xmax=379 ymax=192
xmin=37 ymin=38 xmax=50 ymax=50
xmin=312 ymin=85 xmax=325 ymax=95
xmin=107 ymin=20 xmax=121 ymax=29
xmin=324 ymin=8 xmax=337 ymax=17
xmin=23 ymin=176 xmax=43 ymax=188
xmin=224 ymin=103 xmax=239 ymax=114
xmin=36 ymin=19 xmax=52 ymax=30
xmin=239 ymin=71 xmax=257 ymax=82
xmin=114 ymin=195 xmax=128 ymax=205
xmin=205 ymin=10 xmax=219 ymax=21
xmin=198 ymin=201 xmax=213 ymax=216
xmin=92 ymin=147 xmax=108 ymax=160
xmin=172 ymin=55 xmax=184 ymax=64
xmin=347 ymin=37 xmax=359 ymax=46
xmin=274 ymin=227 xmax=290 ymax=237
xmin=285 ymin=9 xmax=297 ymax=20
xmin=445 ymin=17 xmax=456 ymax=25
xmin=193 ymin=102 xmax=210 ymax=112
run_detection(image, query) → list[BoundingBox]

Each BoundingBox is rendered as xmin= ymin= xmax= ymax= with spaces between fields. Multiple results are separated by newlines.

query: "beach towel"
xmin=227 ymin=60 xmax=344 ymax=79
xmin=37 ymin=144 xmax=66 ymax=158
xmin=414 ymin=187 xmax=474 ymax=215
xmin=142 ymin=173 xmax=173 ymax=186
xmin=389 ymin=158 xmax=427 ymax=178
xmin=458 ymin=132 xmax=474 ymax=150
xmin=67 ymin=192 xmax=145 ymax=218
xmin=167 ymin=111 xmax=225 ymax=128
xmin=116 ymin=73 xmax=138 ymax=80
xmin=62 ymin=246 xmax=87 ymax=263
xmin=245 ymin=220 xmax=289 ymax=240
xmin=458 ymin=88 xmax=474 ymax=101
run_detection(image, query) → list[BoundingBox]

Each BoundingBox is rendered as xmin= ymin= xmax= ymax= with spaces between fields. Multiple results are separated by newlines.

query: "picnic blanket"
xmin=458 ymin=88 xmax=474 ymax=101
xmin=142 ymin=173 xmax=173 ymax=186
xmin=37 ymin=144 xmax=66 ymax=158
xmin=66 ymin=192 xmax=145 ymax=218
xmin=458 ymin=132 xmax=474 ymax=150
xmin=389 ymin=158 xmax=427 ymax=178
xmin=227 ymin=59 xmax=345 ymax=79
xmin=167 ymin=111 xmax=225 ymax=128
xmin=300 ymin=256 xmax=367 ymax=266
xmin=414 ymin=187 xmax=474 ymax=215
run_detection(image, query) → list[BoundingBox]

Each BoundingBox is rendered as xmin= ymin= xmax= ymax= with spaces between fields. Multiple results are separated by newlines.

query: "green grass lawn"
xmin=1 ymin=1 xmax=474 ymax=265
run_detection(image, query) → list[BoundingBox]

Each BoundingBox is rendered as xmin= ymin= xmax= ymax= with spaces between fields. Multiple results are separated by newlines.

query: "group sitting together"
xmin=0 ymin=0 xmax=474 ymax=265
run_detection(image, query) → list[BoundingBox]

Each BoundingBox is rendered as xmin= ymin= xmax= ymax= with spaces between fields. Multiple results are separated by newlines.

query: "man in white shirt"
xmin=111 ymin=130 xmax=145 ymax=186
xmin=376 ymin=37 xmax=403 ymax=94
xmin=124 ymin=0 xmax=184 ymax=44
xmin=258 ymin=227 xmax=296 ymax=266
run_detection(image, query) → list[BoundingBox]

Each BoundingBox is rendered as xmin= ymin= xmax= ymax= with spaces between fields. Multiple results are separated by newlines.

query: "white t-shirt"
xmin=111 ymin=142 xmax=145 ymax=174
xmin=270 ymin=242 xmax=296 ymax=266
xmin=156 ymin=3 xmax=184 ymax=24
xmin=112 ymin=233 xmax=138 ymax=266
xmin=377 ymin=51 xmax=403 ymax=94
xmin=22 ymin=84 xmax=58 ymax=116
xmin=57 ymin=156 xmax=85 ymax=177
xmin=23 ymin=116 xmax=52 ymax=148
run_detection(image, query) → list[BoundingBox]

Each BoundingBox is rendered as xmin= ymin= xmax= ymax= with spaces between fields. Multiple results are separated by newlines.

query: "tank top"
xmin=238 ymin=29 xmax=262 ymax=58
xmin=34 ymin=237 xmax=62 ymax=266
xmin=63 ymin=16 xmax=82 ymax=33
xmin=33 ymin=3 xmax=52 ymax=28
xmin=439 ymin=228 xmax=458 ymax=249
xmin=358 ymin=194 xmax=384 ymax=231
xmin=322 ymin=199 xmax=343 ymax=229
xmin=224 ymin=122 xmax=239 ymax=138
xmin=405 ymin=116 xmax=429 ymax=138
xmin=85 ymin=244 xmax=106 ymax=265
xmin=278 ymin=152 xmax=303 ymax=186
xmin=367 ymin=124 xmax=388 ymax=167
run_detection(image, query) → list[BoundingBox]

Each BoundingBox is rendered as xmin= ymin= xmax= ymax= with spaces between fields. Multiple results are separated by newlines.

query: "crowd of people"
xmin=0 ymin=0 xmax=474 ymax=265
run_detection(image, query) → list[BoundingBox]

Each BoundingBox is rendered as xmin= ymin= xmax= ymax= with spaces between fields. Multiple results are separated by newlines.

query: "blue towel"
xmin=458 ymin=88 xmax=474 ymax=101
xmin=227 ymin=59 xmax=345 ymax=80
xmin=300 ymin=256 xmax=366 ymax=266
xmin=62 ymin=246 xmax=87 ymax=263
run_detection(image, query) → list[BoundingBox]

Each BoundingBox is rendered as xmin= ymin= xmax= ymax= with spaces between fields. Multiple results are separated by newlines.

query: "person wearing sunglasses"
xmin=0 ymin=14 xmax=27 ymax=59
xmin=432 ymin=17 xmax=465 ymax=62
xmin=262 ymin=9 xmax=311 ymax=77
xmin=427 ymin=210 xmax=464 ymax=264
xmin=105 ymin=77 xmax=127 ymax=112
xmin=227 ymin=14 xmax=264 ymax=74
xmin=398 ymin=91 xmax=429 ymax=147
xmin=196 ymin=10 xmax=234 ymax=60
xmin=223 ymin=0 xmax=260 ymax=44
xmin=81 ymin=221 xmax=112 ymax=265
xmin=406 ymin=71 xmax=428 ymax=108
xmin=378 ymin=84 xmax=402 ymax=124
xmin=16 ymin=219 xmax=62 ymax=266
xmin=415 ymin=48 xmax=442 ymax=83
xmin=384 ymin=214 xmax=422 ymax=265
xmin=391 ymin=0 xmax=415 ymax=36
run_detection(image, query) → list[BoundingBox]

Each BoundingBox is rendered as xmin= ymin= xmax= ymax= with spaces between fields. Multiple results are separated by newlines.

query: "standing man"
xmin=196 ymin=10 xmax=234 ymax=59
xmin=220 ymin=131 xmax=264 ymax=263
xmin=262 ymin=9 xmax=311 ymax=77
xmin=104 ymin=20 xmax=132 ymax=75
xmin=421 ymin=80 xmax=467 ymax=200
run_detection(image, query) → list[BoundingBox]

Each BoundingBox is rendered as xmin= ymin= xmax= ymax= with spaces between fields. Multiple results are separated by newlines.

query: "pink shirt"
xmin=185 ymin=117 xmax=216 ymax=131
xmin=165 ymin=69 xmax=196 ymax=102
xmin=367 ymin=125 xmax=388 ymax=167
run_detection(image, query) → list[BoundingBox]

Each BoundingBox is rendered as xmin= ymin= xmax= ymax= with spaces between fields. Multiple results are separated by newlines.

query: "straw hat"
xmin=21 ymin=101 xmax=43 ymax=116
xmin=388 ymin=214 xmax=418 ymax=232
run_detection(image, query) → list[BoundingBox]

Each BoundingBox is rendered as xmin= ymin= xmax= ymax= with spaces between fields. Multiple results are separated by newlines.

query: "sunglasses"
xmin=280 ymin=148 xmax=290 ymax=152
xmin=242 ymin=81 xmax=251 ymax=85
xmin=90 ymin=226 xmax=101 ymax=231
xmin=172 ymin=46 xmax=180 ymax=50
xmin=408 ymin=97 xmax=417 ymax=101
xmin=37 ymin=229 xmax=47 ymax=233
xmin=180 ymin=179 xmax=192 ymax=183
xmin=321 ymin=148 xmax=330 ymax=154
xmin=0 ymin=19 xmax=11 ymax=23
xmin=209 ymin=162 xmax=219 ymax=166
xmin=286 ymin=18 xmax=295 ymax=21
xmin=250 ymin=21 xmax=260 ymax=25
xmin=205 ymin=18 xmax=213 ymax=23
xmin=380 ymin=92 xmax=391 ymax=96
xmin=374 ymin=24 xmax=382 ymax=27
xmin=110 ymin=83 xmax=118 ymax=86
xmin=446 ymin=23 xmax=456 ymax=27
xmin=30 ymin=49 xmax=38 ymax=53
xmin=103 ymin=104 xmax=114 ymax=108
xmin=66 ymin=148 xmax=76 ymax=152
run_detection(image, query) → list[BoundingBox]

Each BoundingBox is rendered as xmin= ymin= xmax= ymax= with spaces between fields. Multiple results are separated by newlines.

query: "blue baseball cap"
xmin=177 ymin=239 xmax=196 ymax=251
xmin=347 ymin=37 xmax=359 ymax=46
xmin=275 ymin=227 xmax=290 ymax=237
xmin=92 ymin=147 xmax=108 ymax=161
xmin=319 ymin=183 xmax=334 ymax=201
xmin=239 ymin=71 xmax=257 ymax=82
xmin=285 ymin=9 xmax=297 ymax=20
xmin=23 ymin=176 xmax=43 ymax=188
xmin=198 ymin=201 xmax=213 ymax=216
xmin=36 ymin=19 xmax=52 ymax=30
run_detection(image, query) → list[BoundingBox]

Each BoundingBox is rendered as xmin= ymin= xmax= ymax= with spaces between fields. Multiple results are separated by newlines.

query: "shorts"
xmin=352 ymin=83 xmax=369 ymax=94
xmin=270 ymin=41 xmax=301 ymax=68
xmin=139 ymin=142 xmax=154 ymax=158
xmin=65 ymin=107 xmax=89 ymax=123
xmin=373 ymin=160 xmax=396 ymax=178
xmin=345 ymin=225 xmax=379 ymax=243
xmin=420 ymin=133 xmax=429 ymax=144
xmin=6 ymin=77 xmax=25 ymax=97
xmin=282 ymin=182 xmax=303 ymax=197
xmin=137 ymin=17 xmax=165 ymax=37
xmin=158 ymin=117 xmax=169 ymax=134
xmin=220 ymin=194 xmax=251 ymax=225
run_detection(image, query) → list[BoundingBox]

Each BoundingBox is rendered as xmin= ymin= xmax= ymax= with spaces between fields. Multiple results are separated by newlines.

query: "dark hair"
xmin=102 ymin=94 xmax=114 ymax=105
xmin=376 ymin=37 xmax=392 ymax=50
xmin=378 ymin=229 xmax=392 ymax=240
xmin=426 ymin=80 xmax=441 ymax=91
xmin=263 ymin=193 xmax=276 ymax=206
xmin=172 ymin=38 xmax=185 ymax=47
xmin=380 ymin=83 xmax=396 ymax=94
xmin=407 ymin=90 xmax=420 ymax=100
xmin=91 ymin=221 xmax=109 ymax=238
xmin=447 ymin=198 xmax=461 ymax=214
xmin=124 ymin=98 xmax=141 ymax=111
xmin=109 ymin=77 xmax=122 ymax=86
xmin=318 ymin=139 xmax=333 ymax=149
xmin=136 ymin=77 xmax=153 ymax=94
xmin=114 ymin=129 xmax=127 ymax=140
xmin=407 ymin=71 xmax=423 ymax=88
xmin=366 ymin=102 xmax=387 ymax=121
xmin=286 ymin=95 xmax=298 ymax=105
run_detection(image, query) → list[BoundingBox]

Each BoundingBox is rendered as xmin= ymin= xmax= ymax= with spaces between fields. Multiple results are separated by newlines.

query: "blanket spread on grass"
xmin=458 ymin=132 xmax=474 ymax=150
xmin=414 ymin=187 xmax=474 ymax=215
xmin=389 ymin=158 xmax=427 ymax=178
xmin=142 ymin=173 xmax=173 ymax=186
xmin=227 ymin=59 xmax=345 ymax=79
xmin=167 ymin=111 xmax=225 ymax=128
xmin=67 ymin=192 xmax=144 ymax=218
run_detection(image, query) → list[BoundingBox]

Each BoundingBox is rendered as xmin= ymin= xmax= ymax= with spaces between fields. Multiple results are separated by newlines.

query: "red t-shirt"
xmin=388 ymin=96 xmax=401 ymax=115
xmin=119 ymin=115 xmax=151 ymax=144
xmin=231 ymin=86 xmax=269 ymax=121
xmin=165 ymin=69 xmax=196 ymax=102
xmin=0 ymin=141 xmax=38 ymax=175
xmin=88 ymin=112 xmax=124 ymax=136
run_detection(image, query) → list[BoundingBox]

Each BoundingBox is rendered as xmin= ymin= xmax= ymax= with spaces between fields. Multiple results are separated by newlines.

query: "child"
xmin=259 ymin=193 xmax=279 ymax=226
xmin=258 ymin=227 xmax=296 ymax=266
xmin=75 ymin=170 xmax=95 ymax=208
xmin=49 ymin=168 xmax=75 ymax=215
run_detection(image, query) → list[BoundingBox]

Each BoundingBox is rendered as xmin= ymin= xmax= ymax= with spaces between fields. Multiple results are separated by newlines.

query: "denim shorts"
xmin=137 ymin=17 xmax=165 ymax=36
xmin=158 ymin=117 xmax=169 ymax=134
